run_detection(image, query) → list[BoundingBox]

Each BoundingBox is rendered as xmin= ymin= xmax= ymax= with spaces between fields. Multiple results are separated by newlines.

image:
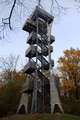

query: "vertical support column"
xmin=47 ymin=22 xmax=64 ymax=114
xmin=47 ymin=22 xmax=53 ymax=72
xmin=41 ymin=22 xmax=44 ymax=114
xmin=31 ymin=10 xmax=38 ymax=114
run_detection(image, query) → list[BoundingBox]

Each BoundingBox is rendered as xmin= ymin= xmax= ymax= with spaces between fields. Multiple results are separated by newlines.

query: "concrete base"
xmin=16 ymin=93 xmax=28 ymax=114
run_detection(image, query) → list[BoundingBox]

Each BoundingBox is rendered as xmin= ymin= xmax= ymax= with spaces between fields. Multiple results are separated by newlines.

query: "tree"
xmin=0 ymin=54 xmax=26 ymax=117
xmin=0 ymin=0 xmax=67 ymax=41
xmin=0 ymin=69 xmax=26 ymax=117
xmin=0 ymin=54 xmax=20 ymax=83
xmin=57 ymin=47 xmax=80 ymax=100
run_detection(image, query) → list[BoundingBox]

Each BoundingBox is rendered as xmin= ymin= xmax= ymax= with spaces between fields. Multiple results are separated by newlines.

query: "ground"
xmin=0 ymin=114 xmax=80 ymax=120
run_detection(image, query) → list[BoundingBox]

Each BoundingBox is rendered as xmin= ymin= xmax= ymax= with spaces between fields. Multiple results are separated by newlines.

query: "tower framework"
xmin=17 ymin=6 xmax=64 ymax=114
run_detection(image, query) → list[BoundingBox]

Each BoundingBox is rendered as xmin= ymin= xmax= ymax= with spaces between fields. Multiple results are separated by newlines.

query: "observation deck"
xmin=22 ymin=76 xmax=34 ymax=93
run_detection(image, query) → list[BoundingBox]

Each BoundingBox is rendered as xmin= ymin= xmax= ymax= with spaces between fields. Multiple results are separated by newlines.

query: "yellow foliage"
xmin=57 ymin=47 xmax=80 ymax=97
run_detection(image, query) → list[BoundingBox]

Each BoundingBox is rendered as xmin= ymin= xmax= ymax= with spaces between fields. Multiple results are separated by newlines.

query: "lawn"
xmin=0 ymin=113 xmax=80 ymax=120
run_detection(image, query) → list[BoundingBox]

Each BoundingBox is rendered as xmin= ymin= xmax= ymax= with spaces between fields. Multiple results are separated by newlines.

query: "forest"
xmin=0 ymin=47 xmax=80 ymax=118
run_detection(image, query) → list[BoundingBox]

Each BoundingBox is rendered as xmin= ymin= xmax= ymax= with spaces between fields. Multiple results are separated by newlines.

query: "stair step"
xmin=37 ymin=70 xmax=49 ymax=83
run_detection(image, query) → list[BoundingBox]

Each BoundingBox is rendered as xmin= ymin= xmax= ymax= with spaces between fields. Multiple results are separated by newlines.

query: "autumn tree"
xmin=57 ymin=47 xmax=80 ymax=100
xmin=0 ymin=69 xmax=26 ymax=117
xmin=0 ymin=54 xmax=26 ymax=117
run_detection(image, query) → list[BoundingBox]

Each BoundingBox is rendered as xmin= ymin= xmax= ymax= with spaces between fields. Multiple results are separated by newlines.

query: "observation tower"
xmin=17 ymin=6 xmax=64 ymax=114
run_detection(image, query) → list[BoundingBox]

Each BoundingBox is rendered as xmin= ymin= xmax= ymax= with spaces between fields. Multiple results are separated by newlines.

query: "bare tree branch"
xmin=17 ymin=0 xmax=29 ymax=13
xmin=0 ymin=0 xmax=68 ymax=41
xmin=9 ymin=0 xmax=16 ymax=30
xmin=0 ymin=54 xmax=20 ymax=82
xmin=0 ymin=0 xmax=17 ymax=40
xmin=50 ymin=0 xmax=68 ymax=21
xmin=0 ymin=54 xmax=20 ymax=72
xmin=1 ymin=0 xmax=16 ymax=30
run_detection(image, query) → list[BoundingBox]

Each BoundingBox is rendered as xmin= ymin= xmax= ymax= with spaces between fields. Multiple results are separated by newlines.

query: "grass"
xmin=61 ymin=114 xmax=80 ymax=120
xmin=0 ymin=114 xmax=80 ymax=120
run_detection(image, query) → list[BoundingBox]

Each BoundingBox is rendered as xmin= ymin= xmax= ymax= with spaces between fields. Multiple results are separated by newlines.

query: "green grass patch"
xmin=61 ymin=114 xmax=80 ymax=120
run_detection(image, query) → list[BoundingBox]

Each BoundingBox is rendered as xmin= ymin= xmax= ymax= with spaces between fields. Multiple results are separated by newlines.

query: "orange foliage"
xmin=57 ymin=47 xmax=80 ymax=99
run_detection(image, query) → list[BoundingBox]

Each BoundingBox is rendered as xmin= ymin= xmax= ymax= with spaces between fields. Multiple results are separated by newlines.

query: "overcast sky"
xmin=0 ymin=0 xmax=80 ymax=69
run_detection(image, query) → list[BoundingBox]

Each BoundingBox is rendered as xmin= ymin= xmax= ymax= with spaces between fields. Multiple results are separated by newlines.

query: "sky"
xmin=0 ymin=0 xmax=80 ymax=70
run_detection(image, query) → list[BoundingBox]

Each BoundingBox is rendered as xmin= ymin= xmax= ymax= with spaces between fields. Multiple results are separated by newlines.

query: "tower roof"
xmin=29 ymin=6 xmax=54 ymax=24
